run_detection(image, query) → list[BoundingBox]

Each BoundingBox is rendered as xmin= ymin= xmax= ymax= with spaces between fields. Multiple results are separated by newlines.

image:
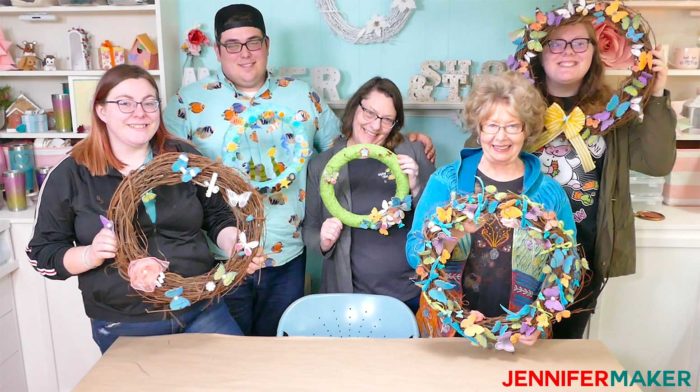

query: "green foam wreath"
xmin=320 ymin=143 xmax=412 ymax=235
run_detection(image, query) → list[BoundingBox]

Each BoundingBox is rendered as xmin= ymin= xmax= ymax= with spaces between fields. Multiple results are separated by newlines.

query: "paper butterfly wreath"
xmin=414 ymin=186 xmax=588 ymax=351
xmin=320 ymin=144 xmax=412 ymax=235
xmin=109 ymin=152 xmax=264 ymax=311
xmin=509 ymin=0 xmax=655 ymax=173
xmin=222 ymin=107 xmax=311 ymax=194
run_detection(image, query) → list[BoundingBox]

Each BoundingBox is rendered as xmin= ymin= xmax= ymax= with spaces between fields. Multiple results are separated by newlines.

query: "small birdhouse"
xmin=5 ymin=93 xmax=40 ymax=131
xmin=128 ymin=33 xmax=158 ymax=70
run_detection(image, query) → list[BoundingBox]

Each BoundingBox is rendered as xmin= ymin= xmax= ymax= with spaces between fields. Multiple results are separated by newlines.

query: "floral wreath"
xmin=221 ymin=107 xmax=311 ymax=194
xmin=509 ymin=0 xmax=655 ymax=172
xmin=414 ymin=185 xmax=588 ymax=351
xmin=320 ymin=144 xmax=412 ymax=235
xmin=109 ymin=152 xmax=265 ymax=311
xmin=316 ymin=0 xmax=416 ymax=44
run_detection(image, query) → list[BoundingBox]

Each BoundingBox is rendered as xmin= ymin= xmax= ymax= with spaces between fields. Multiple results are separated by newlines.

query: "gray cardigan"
xmin=303 ymin=137 xmax=435 ymax=293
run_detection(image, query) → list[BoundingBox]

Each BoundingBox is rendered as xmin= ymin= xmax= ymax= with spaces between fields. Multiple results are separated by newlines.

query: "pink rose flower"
xmin=594 ymin=21 xmax=633 ymax=69
xmin=128 ymin=257 xmax=169 ymax=293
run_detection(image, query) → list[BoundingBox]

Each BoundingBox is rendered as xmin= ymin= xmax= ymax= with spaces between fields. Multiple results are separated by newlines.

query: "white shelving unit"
xmin=0 ymin=131 xmax=87 ymax=139
xmin=0 ymin=0 xmax=178 ymax=140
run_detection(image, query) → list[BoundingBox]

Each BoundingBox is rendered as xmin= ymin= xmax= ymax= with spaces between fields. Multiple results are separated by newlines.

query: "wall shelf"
xmin=625 ymin=1 xmax=700 ymax=9
xmin=0 ymin=5 xmax=155 ymax=14
xmin=0 ymin=131 xmax=87 ymax=139
xmin=0 ymin=70 xmax=161 ymax=77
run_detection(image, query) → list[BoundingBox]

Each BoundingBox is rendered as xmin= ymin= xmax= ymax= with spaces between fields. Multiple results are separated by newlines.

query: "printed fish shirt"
xmin=165 ymin=71 xmax=341 ymax=266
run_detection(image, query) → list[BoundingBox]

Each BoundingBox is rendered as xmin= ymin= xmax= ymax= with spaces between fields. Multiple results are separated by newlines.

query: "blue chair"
xmin=276 ymin=293 xmax=419 ymax=338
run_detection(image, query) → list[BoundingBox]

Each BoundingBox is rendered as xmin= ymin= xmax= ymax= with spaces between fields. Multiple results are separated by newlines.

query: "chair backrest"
xmin=276 ymin=293 xmax=419 ymax=338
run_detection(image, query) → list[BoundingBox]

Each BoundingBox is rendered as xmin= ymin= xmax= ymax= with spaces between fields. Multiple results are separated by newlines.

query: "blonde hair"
xmin=463 ymin=71 xmax=547 ymax=147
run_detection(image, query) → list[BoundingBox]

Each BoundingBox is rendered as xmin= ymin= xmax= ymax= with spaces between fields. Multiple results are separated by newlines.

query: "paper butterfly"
xmin=605 ymin=0 xmax=628 ymax=23
xmin=204 ymin=172 xmax=220 ymax=198
xmin=621 ymin=14 xmax=641 ymax=31
xmin=543 ymin=286 xmax=564 ymax=312
xmin=164 ymin=287 xmax=191 ymax=311
xmin=234 ymin=232 xmax=259 ymax=257
xmin=436 ymin=207 xmax=453 ymax=223
xmin=574 ymin=0 xmax=595 ymax=16
xmin=171 ymin=154 xmax=201 ymax=183
xmin=226 ymin=190 xmax=252 ymax=208
xmin=141 ymin=190 xmax=157 ymax=224
xmin=626 ymin=27 xmax=643 ymax=43
xmin=554 ymin=1 xmax=574 ymax=18
xmin=635 ymin=50 xmax=653 ymax=71
xmin=99 ymin=215 xmax=114 ymax=231
xmin=605 ymin=94 xmax=631 ymax=119
xmin=213 ymin=263 xmax=237 ymax=286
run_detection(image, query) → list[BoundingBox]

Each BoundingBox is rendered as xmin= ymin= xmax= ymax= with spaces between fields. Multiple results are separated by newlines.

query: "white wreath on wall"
xmin=316 ymin=0 xmax=417 ymax=44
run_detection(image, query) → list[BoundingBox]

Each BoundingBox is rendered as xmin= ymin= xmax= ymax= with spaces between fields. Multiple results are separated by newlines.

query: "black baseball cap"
xmin=215 ymin=4 xmax=266 ymax=42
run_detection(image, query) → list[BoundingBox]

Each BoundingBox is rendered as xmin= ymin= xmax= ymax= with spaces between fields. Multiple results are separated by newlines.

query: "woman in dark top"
xmin=304 ymin=77 xmax=434 ymax=312
xmin=27 ymin=65 xmax=260 ymax=353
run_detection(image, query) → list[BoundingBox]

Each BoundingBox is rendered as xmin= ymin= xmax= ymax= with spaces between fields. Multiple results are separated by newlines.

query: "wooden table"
xmin=75 ymin=335 xmax=641 ymax=391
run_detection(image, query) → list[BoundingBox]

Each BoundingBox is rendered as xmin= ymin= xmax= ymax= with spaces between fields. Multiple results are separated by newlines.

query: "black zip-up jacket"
xmin=27 ymin=140 xmax=237 ymax=322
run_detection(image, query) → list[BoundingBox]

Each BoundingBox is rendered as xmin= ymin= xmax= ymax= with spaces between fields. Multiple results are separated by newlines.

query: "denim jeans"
xmin=224 ymin=250 xmax=306 ymax=336
xmin=90 ymin=301 xmax=242 ymax=354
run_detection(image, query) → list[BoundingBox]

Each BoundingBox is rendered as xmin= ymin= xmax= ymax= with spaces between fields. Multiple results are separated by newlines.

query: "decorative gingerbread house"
xmin=5 ymin=93 xmax=40 ymax=131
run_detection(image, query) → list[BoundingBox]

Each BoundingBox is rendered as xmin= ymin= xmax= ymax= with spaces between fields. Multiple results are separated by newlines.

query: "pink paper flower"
xmin=594 ymin=21 xmax=633 ymax=69
xmin=128 ymin=257 xmax=169 ymax=293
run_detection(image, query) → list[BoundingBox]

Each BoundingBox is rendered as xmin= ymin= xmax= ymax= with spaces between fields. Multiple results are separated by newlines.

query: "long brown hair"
xmin=530 ymin=16 xmax=612 ymax=114
xmin=341 ymin=77 xmax=404 ymax=151
xmin=71 ymin=64 xmax=175 ymax=175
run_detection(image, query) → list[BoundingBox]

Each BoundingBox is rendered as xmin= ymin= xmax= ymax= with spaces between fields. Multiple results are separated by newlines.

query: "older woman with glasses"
xmin=303 ymin=77 xmax=435 ymax=313
xmin=27 ymin=65 xmax=258 ymax=353
xmin=406 ymin=71 xmax=576 ymax=337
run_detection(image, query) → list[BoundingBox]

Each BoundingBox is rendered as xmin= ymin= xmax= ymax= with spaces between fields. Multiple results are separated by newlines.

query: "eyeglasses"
xmin=359 ymin=102 xmax=397 ymax=129
xmin=104 ymin=99 xmax=160 ymax=114
xmin=480 ymin=122 xmax=523 ymax=135
xmin=545 ymin=38 xmax=592 ymax=54
xmin=219 ymin=37 xmax=265 ymax=54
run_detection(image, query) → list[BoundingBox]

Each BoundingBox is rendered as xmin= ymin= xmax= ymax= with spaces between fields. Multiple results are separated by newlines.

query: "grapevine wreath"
xmin=108 ymin=152 xmax=264 ymax=311
xmin=510 ymin=0 xmax=655 ymax=172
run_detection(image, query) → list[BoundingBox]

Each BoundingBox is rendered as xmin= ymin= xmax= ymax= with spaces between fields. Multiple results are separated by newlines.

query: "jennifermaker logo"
xmin=502 ymin=370 xmax=692 ymax=388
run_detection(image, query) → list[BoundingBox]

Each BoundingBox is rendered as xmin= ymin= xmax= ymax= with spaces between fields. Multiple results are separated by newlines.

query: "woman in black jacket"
xmin=27 ymin=65 xmax=260 ymax=353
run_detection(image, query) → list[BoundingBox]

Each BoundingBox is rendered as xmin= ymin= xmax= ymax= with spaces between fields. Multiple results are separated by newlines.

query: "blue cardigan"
xmin=406 ymin=148 xmax=577 ymax=269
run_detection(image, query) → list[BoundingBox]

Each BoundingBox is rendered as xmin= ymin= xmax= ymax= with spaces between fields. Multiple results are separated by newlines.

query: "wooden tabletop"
xmin=75 ymin=334 xmax=641 ymax=391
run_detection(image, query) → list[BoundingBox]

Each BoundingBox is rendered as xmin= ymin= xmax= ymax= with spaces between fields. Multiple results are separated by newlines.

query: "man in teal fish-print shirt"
xmin=165 ymin=3 xmax=435 ymax=336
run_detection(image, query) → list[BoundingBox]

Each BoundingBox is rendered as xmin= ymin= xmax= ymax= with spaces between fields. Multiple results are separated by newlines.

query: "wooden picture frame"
xmin=67 ymin=76 xmax=100 ymax=133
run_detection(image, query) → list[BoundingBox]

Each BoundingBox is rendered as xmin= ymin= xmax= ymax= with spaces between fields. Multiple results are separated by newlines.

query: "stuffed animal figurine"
xmin=43 ymin=55 xmax=56 ymax=71
xmin=16 ymin=41 xmax=40 ymax=71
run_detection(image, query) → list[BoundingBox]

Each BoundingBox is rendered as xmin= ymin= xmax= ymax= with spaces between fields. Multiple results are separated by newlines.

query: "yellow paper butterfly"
xmin=636 ymin=51 xmax=653 ymax=72
xmin=214 ymin=263 xmax=237 ymax=286
xmin=544 ymin=103 xmax=585 ymax=138
xmin=436 ymin=207 xmax=453 ymax=223
xmin=605 ymin=0 xmax=628 ymax=23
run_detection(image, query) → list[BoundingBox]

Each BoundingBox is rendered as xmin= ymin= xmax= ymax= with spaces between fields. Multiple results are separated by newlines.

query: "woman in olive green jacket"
xmin=467 ymin=16 xmax=676 ymax=338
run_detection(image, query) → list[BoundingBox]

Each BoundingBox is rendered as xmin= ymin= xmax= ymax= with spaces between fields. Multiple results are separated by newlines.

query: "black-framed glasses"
xmin=480 ymin=122 xmax=523 ymax=135
xmin=218 ymin=37 xmax=265 ymax=54
xmin=359 ymin=102 xmax=397 ymax=129
xmin=545 ymin=38 xmax=592 ymax=54
xmin=104 ymin=99 xmax=160 ymax=114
